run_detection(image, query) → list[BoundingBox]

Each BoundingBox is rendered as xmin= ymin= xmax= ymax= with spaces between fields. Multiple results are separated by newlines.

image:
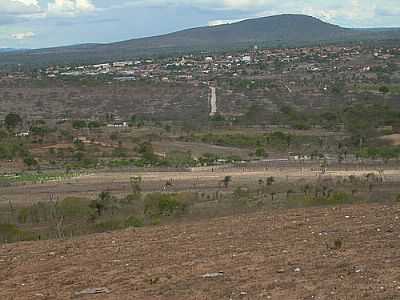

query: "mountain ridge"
xmin=1 ymin=14 xmax=399 ymax=66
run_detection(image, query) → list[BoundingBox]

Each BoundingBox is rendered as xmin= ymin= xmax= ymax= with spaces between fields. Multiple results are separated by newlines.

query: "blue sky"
xmin=0 ymin=0 xmax=399 ymax=48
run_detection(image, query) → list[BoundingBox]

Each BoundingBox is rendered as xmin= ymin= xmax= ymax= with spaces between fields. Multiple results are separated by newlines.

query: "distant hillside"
xmin=0 ymin=14 xmax=399 ymax=66
xmin=0 ymin=48 xmax=27 ymax=53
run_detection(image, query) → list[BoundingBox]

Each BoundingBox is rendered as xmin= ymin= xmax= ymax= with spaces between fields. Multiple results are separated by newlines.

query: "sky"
xmin=0 ymin=0 xmax=399 ymax=49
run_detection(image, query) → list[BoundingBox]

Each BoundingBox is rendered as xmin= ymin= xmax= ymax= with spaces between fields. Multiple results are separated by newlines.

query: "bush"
xmin=58 ymin=197 xmax=93 ymax=218
xmin=0 ymin=223 xmax=36 ymax=243
xmin=379 ymin=86 xmax=390 ymax=94
xmin=327 ymin=192 xmax=352 ymax=205
xmin=396 ymin=194 xmax=400 ymax=203
xmin=17 ymin=208 xmax=30 ymax=224
xmin=18 ymin=196 xmax=93 ymax=225
xmin=0 ymin=141 xmax=28 ymax=160
xmin=72 ymin=120 xmax=88 ymax=129
xmin=255 ymin=147 xmax=267 ymax=157
xmin=305 ymin=192 xmax=352 ymax=207
xmin=144 ymin=193 xmax=186 ymax=217
xmin=94 ymin=219 xmax=124 ymax=232
xmin=89 ymin=191 xmax=114 ymax=216
xmin=5 ymin=113 xmax=22 ymax=130
xmin=94 ymin=216 xmax=144 ymax=233
xmin=233 ymin=186 xmax=250 ymax=198
xmin=24 ymin=202 xmax=54 ymax=223
xmin=23 ymin=156 xmax=38 ymax=167
xmin=125 ymin=216 xmax=144 ymax=228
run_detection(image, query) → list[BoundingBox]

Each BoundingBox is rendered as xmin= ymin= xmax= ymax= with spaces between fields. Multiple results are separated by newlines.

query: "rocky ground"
xmin=1 ymin=203 xmax=400 ymax=299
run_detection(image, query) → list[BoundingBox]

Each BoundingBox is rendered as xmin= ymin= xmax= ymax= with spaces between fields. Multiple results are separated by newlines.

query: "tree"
xmin=379 ymin=86 xmax=390 ymax=94
xmin=270 ymin=192 xmax=277 ymax=201
xmin=23 ymin=156 xmax=38 ymax=168
xmin=223 ymin=176 xmax=232 ymax=188
xmin=344 ymin=106 xmax=377 ymax=150
xmin=255 ymin=147 xmax=267 ymax=157
xmin=72 ymin=120 xmax=87 ymax=129
xmin=331 ymin=80 xmax=345 ymax=95
xmin=5 ymin=113 xmax=22 ymax=130
xmin=90 ymin=191 xmax=112 ymax=216
xmin=286 ymin=189 xmax=294 ymax=200
xmin=266 ymin=176 xmax=275 ymax=186
xmin=130 ymin=176 xmax=142 ymax=195
xmin=163 ymin=179 xmax=174 ymax=191
xmin=302 ymin=184 xmax=312 ymax=197
xmin=138 ymin=142 xmax=158 ymax=162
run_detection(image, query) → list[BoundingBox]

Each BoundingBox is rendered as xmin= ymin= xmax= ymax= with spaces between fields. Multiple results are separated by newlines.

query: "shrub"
xmin=0 ymin=224 xmax=36 ymax=243
xmin=255 ymin=147 xmax=267 ymax=157
xmin=23 ymin=156 xmax=38 ymax=167
xmin=125 ymin=216 xmax=144 ymax=228
xmin=89 ymin=192 xmax=114 ymax=216
xmin=17 ymin=208 xmax=30 ymax=224
xmin=72 ymin=120 xmax=88 ymax=129
xmin=328 ymin=192 xmax=351 ymax=205
xmin=396 ymin=194 xmax=400 ymax=203
xmin=304 ymin=192 xmax=352 ymax=207
xmin=94 ymin=219 xmax=124 ymax=232
xmin=233 ymin=186 xmax=250 ymax=198
xmin=5 ymin=113 xmax=22 ymax=130
xmin=58 ymin=197 xmax=93 ymax=218
xmin=144 ymin=193 xmax=186 ymax=217
xmin=25 ymin=202 xmax=54 ymax=223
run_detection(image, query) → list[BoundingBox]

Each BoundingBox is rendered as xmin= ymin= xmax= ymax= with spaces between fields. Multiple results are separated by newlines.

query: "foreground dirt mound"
xmin=1 ymin=204 xmax=400 ymax=299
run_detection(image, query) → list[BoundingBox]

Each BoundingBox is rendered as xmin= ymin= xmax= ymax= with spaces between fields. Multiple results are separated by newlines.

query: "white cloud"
xmin=208 ymin=18 xmax=245 ymax=26
xmin=0 ymin=0 xmax=96 ymax=19
xmin=119 ymin=0 xmax=400 ymax=27
xmin=0 ymin=0 xmax=41 ymax=15
xmin=11 ymin=31 xmax=35 ymax=39
xmin=47 ymin=0 xmax=96 ymax=17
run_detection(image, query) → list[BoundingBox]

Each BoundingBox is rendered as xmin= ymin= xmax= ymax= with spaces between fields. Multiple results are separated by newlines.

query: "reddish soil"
xmin=1 ymin=203 xmax=400 ymax=299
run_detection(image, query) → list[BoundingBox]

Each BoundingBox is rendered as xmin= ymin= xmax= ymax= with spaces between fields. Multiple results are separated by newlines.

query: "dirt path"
xmin=2 ymin=167 xmax=400 ymax=204
xmin=1 ymin=203 xmax=400 ymax=299
xmin=209 ymin=86 xmax=217 ymax=116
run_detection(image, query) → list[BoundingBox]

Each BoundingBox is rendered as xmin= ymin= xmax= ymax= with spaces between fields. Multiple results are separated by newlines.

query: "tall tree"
xmin=5 ymin=113 xmax=22 ymax=130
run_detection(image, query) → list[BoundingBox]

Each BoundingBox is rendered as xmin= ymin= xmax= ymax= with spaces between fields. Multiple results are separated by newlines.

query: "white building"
xmin=113 ymin=61 xmax=133 ymax=67
xmin=93 ymin=63 xmax=111 ymax=69
xmin=242 ymin=56 xmax=252 ymax=63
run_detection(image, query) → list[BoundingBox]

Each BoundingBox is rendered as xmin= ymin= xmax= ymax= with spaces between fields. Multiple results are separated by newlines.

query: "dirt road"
xmin=1 ymin=203 xmax=400 ymax=299
xmin=2 ymin=166 xmax=400 ymax=204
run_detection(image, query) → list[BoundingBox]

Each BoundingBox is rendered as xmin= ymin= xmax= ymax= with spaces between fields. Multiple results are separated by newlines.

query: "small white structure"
xmin=107 ymin=122 xmax=129 ymax=128
xmin=15 ymin=131 xmax=30 ymax=137
xmin=113 ymin=61 xmax=133 ymax=67
xmin=93 ymin=63 xmax=111 ymax=69
xmin=242 ymin=56 xmax=252 ymax=63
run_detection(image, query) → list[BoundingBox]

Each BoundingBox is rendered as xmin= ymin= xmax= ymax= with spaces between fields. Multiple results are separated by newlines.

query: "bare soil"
xmin=382 ymin=134 xmax=400 ymax=146
xmin=1 ymin=203 xmax=400 ymax=299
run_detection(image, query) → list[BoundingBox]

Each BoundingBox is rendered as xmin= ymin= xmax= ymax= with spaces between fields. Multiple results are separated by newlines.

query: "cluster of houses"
xmin=39 ymin=45 xmax=400 ymax=84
